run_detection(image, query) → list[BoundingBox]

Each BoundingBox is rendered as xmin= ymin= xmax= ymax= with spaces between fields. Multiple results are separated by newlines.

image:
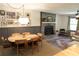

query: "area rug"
xmin=45 ymin=35 xmax=72 ymax=49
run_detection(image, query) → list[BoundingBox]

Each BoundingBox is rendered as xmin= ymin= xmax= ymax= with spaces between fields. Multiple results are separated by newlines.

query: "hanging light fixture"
xmin=76 ymin=10 xmax=79 ymax=19
xmin=18 ymin=4 xmax=29 ymax=25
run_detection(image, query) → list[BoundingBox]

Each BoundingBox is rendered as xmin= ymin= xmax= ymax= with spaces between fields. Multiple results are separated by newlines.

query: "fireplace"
xmin=41 ymin=23 xmax=55 ymax=35
xmin=44 ymin=25 xmax=54 ymax=35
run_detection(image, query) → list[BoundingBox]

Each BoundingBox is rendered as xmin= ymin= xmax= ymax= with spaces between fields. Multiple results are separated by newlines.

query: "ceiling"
xmin=43 ymin=3 xmax=79 ymax=17
xmin=2 ymin=3 xmax=79 ymax=17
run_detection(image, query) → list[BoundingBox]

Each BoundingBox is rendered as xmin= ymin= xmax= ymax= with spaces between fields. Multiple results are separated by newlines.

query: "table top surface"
xmin=8 ymin=34 xmax=40 ymax=42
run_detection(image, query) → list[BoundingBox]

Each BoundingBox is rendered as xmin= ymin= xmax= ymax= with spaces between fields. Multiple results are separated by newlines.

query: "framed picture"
xmin=6 ymin=12 xmax=16 ymax=19
xmin=6 ymin=20 xmax=14 ymax=25
xmin=0 ymin=10 xmax=5 ymax=16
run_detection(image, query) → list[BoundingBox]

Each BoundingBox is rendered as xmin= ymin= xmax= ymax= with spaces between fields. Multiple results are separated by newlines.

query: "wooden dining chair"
xmin=22 ymin=32 xmax=31 ymax=35
xmin=12 ymin=33 xmax=21 ymax=36
xmin=37 ymin=33 xmax=44 ymax=47
xmin=31 ymin=38 xmax=40 ymax=55
xmin=0 ymin=37 xmax=12 ymax=55
xmin=15 ymin=40 xmax=26 ymax=56
xmin=1 ymin=36 xmax=12 ymax=48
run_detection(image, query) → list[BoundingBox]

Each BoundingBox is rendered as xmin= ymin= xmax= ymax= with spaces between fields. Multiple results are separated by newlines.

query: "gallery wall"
xmin=0 ymin=4 xmax=40 ymax=27
xmin=0 ymin=4 xmax=41 ymax=38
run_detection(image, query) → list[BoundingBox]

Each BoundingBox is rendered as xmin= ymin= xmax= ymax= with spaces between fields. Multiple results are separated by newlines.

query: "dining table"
xmin=8 ymin=34 xmax=40 ymax=42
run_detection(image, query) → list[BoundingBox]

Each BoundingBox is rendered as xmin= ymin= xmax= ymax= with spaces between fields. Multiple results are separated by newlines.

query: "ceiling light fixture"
xmin=18 ymin=4 xmax=29 ymax=25
xmin=8 ymin=3 xmax=30 ymax=25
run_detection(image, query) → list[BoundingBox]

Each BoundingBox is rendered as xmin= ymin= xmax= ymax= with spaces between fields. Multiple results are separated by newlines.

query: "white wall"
xmin=0 ymin=3 xmax=69 ymax=29
xmin=0 ymin=4 xmax=40 ymax=27
xmin=56 ymin=14 xmax=69 ymax=30
xmin=30 ymin=10 xmax=40 ymax=26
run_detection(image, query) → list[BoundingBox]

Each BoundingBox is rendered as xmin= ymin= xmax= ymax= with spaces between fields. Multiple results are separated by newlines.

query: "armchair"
xmin=58 ymin=29 xmax=66 ymax=36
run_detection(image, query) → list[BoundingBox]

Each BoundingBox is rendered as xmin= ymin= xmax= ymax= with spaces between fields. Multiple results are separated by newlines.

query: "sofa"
xmin=71 ymin=30 xmax=79 ymax=41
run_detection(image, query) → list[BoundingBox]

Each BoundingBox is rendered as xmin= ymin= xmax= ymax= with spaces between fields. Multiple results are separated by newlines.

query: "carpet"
xmin=45 ymin=35 xmax=72 ymax=49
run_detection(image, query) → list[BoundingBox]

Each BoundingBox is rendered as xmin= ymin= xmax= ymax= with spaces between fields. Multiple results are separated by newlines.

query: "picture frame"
xmin=6 ymin=20 xmax=14 ymax=25
xmin=6 ymin=12 xmax=16 ymax=19
xmin=0 ymin=10 xmax=5 ymax=16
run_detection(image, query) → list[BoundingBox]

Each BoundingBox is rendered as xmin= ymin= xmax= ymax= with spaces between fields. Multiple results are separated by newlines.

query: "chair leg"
xmin=37 ymin=42 xmax=39 ymax=52
xmin=0 ymin=46 xmax=4 ymax=55
xmin=31 ymin=41 xmax=40 ymax=55
xmin=17 ymin=45 xmax=19 ymax=56
xmin=25 ymin=42 xmax=28 ymax=49
xmin=32 ymin=41 xmax=34 ymax=55
xmin=40 ymin=40 xmax=43 ymax=48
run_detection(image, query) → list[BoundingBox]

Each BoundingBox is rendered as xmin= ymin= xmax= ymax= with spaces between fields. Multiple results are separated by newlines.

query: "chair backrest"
xmin=22 ymin=32 xmax=31 ymax=35
xmin=60 ymin=29 xmax=65 ymax=31
xmin=59 ymin=29 xmax=65 ymax=32
xmin=15 ymin=40 xmax=26 ymax=44
xmin=37 ymin=33 xmax=44 ymax=40
xmin=37 ymin=33 xmax=43 ymax=37
xmin=12 ymin=33 xmax=21 ymax=37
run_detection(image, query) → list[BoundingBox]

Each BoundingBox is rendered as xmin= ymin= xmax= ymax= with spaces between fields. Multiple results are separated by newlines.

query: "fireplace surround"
xmin=41 ymin=23 xmax=55 ymax=35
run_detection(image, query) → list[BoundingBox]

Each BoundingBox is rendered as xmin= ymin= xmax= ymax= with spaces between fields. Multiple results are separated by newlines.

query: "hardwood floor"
xmin=0 ymin=40 xmax=62 ymax=56
xmin=54 ymin=44 xmax=79 ymax=56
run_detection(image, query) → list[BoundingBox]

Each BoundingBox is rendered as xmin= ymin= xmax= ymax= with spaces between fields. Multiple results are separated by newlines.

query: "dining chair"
xmin=37 ymin=33 xmax=44 ymax=47
xmin=22 ymin=32 xmax=31 ymax=35
xmin=1 ymin=36 xmax=12 ymax=48
xmin=31 ymin=38 xmax=40 ymax=55
xmin=0 ymin=36 xmax=12 ymax=55
xmin=15 ymin=40 xmax=26 ymax=56
xmin=11 ymin=33 xmax=21 ymax=37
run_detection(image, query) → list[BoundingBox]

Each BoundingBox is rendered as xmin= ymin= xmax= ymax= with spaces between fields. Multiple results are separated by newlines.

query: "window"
xmin=70 ymin=18 xmax=78 ymax=31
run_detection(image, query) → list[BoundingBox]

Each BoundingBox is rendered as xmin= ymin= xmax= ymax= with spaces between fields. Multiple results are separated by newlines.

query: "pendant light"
xmin=18 ymin=4 xmax=29 ymax=25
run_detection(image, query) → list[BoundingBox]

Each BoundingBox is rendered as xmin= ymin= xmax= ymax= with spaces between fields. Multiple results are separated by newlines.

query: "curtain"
xmin=77 ymin=20 xmax=79 ymax=30
xmin=67 ymin=16 xmax=70 ymax=30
